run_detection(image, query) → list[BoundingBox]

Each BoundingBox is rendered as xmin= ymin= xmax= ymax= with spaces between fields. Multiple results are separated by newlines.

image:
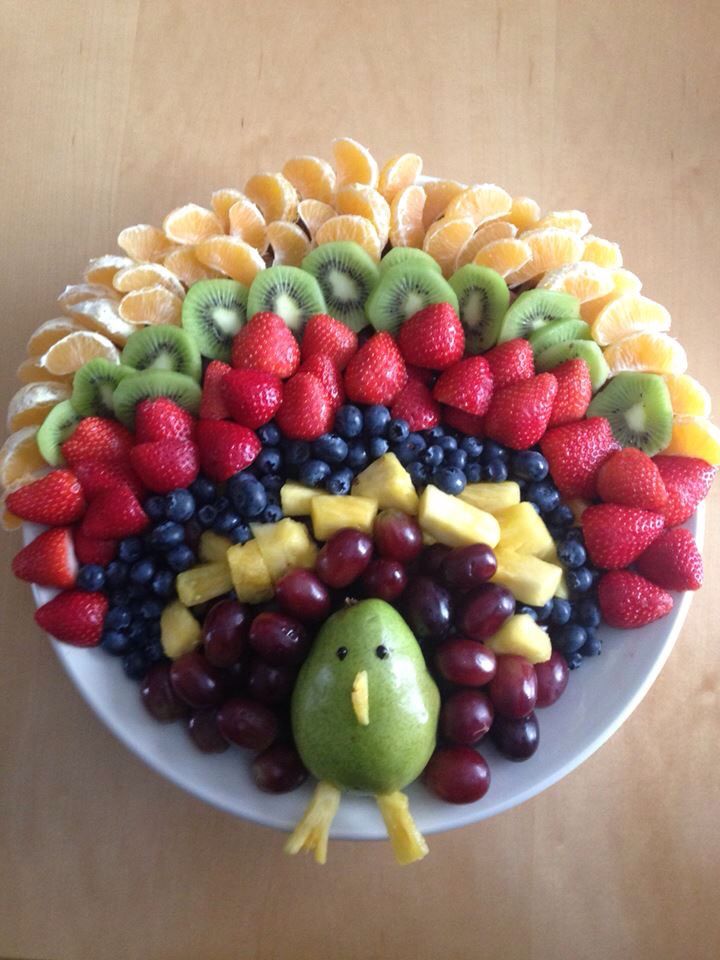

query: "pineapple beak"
xmin=351 ymin=670 xmax=369 ymax=726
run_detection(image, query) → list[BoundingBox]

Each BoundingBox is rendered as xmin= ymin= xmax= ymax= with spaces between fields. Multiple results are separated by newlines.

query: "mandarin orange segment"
xmin=0 ymin=427 xmax=45 ymax=489
xmin=211 ymin=189 xmax=245 ymax=231
xmin=591 ymin=294 xmax=671 ymax=346
xmin=505 ymin=227 xmax=585 ymax=286
xmin=227 ymin=197 xmax=267 ymax=250
xmin=423 ymin=217 xmax=476 ymax=277
xmin=57 ymin=283 xmax=119 ymax=310
xmin=282 ymin=156 xmax=336 ymax=205
xmin=422 ymin=179 xmax=467 ymax=228
xmin=580 ymin=268 xmax=642 ymax=322
xmin=472 ymin=238 xmax=532 ymax=278
xmin=163 ymin=247 xmax=220 ymax=286
xmin=378 ymin=153 xmax=423 ymax=202
xmin=39 ymin=331 xmax=120 ymax=376
xmin=244 ymin=173 xmax=298 ymax=224
xmin=663 ymin=416 xmax=720 ymax=465
xmin=335 ymin=184 xmax=391 ymax=246
xmin=298 ymin=199 xmax=336 ymax=241
xmin=112 ymin=262 xmax=186 ymax=299
xmin=7 ymin=382 xmax=72 ymax=432
xmin=1 ymin=480 xmax=27 ymax=530
xmin=536 ymin=209 xmax=591 ymax=236
xmin=195 ymin=236 xmax=266 ymax=285
xmin=266 ymin=221 xmax=312 ymax=267
xmin=16 ymin=358 xmax=70 ymax=385
xmin=118 ymin=286 xmax=183 ymax=326
xmin=389 ymin=184 xmax=426 ymax=249
xmin=27 ymin=318 xmax=84 ymax=356
xmin=582 ymin=235 xmax=623 ymax=269
xmin=66 ymin=298 xmax=136 ymax=344
xmin=117 ymin=224 xmax=172 ymax=262
xmin=603 ymin=331 xmax=687 ymax=376
xmin=163 ymin=203 xmax=223 ymax=245
xmin=662 ymin=374 xmax=712 ymax=417
xmin=504 ymin=196 xmax=541 ymax=233
xmin=445 ymin=183 xmax=512 ymax=226
xmin=331 ymin=137 xmax=379 ymax=189
xmin=84 ymin=255 xmax=134 ymax=286
xmin=454 ymin=220 xmax=517 ymax=270
xmin=315 ymin=215 xmax=382 ymax=261
xmin=538 ymin=262 xmax=615 ymax=303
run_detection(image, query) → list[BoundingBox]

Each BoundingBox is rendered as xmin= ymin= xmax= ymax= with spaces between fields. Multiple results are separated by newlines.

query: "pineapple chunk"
xmin=227 ymin=539 xmax=274 ymax=603
xmin=176 ymin=562 xmax=233 ymax=607
xmin=460 ymin=481 xmax=521 ymax=515
xmin=311 ymin=494 xmax=378 ymax=540
xmin=539 ymin=541 xmax=560 ymax=564
xmin=250 ymin=518 xmax=318 ymax=583
xmin=486 ymin=614 xmax=552 ymax=664
xmin=199 ymin=531 xmax=232 ymax=563
xmin=352 ymin=453 xmax=419 ymax=514
xmin=555 ymin=572 xmax=570 ymax=599
xmin=492 ymin=549 xmax=562 ymax=606
xmin=496 ymin=502 xmax=555 ymax=557
xmin=160 ymin=600 xmax=202 ymax=659
xmin=280 ymin=481 xmax=317 ymax=517
xmin=418 ymin=485 xmax=500 ymax=548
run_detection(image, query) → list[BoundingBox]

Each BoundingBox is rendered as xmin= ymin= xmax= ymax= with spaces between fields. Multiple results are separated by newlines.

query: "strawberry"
xmin=200 ymin=360 xmax=232 ymax=420
xmin=299 ymin=354 xmax=345 ymax=409
xmin=135 ymin=397 xmax=196 ymax=442
xmin=221 ymin=369 xmax=283 ymax=428
xmin=231 ymin=311 xmax=300 ymax=378
xmin=35 ymin=590 xmax=108 ymax=647
xmin=442 ymin=405 xmax=485 ymax=436
xmin=12 ymin=527 xmax=78 ymax=589
xmin=653 ymin=455 xmax=717 ymax=526
xmin=61 ymin=417 xmax=134 ymax=466
xmin=344 ymin=332 xmax=408 ymax=405
xmin=581 ymin=504 xmax=664 ymax=569
xmin=275 ymin=373 xmax=334 ymax=440
xmin=547 ymin=358 xmax=592 ymax=427
xmin=130 ymin=440 xmax=200 ymax=493
xmin=301 ymin=313 xmax=358 ymax=371
xmin=540 ymin=417 xmax=620 ymax=499
xmin=433 ymin=356 xmax=494 ymax=416
xmin=391 ymin=379 xmax=441 ymax=431
xmin=6 ymin=470 xmax=85 ymax=525
xmin=596 ymin=448 xmax=668 ymax=510
xmin=73 ymin=460 xmax=145 ymax=500
xmin=81 ymin=486 xmax=150 ymax=539
xmin=406 ymin=364 xmax=436 ymax=387
xmin=484 ymin=373 xmax=558 ymax=450
xmin=483 ymin=339 xmax=535 ymax=389
xmin=196 ymin=420 xmax=262 ymax=482
xmin=72 ymin=526 xmax=117 ymax=567
xmin=636 ymin=527 xmax=703 ymax=591
xmin=397 ymin=303 xmax=465 ymax=370
xmin=598 ymin=571 xmax=673 ymax=629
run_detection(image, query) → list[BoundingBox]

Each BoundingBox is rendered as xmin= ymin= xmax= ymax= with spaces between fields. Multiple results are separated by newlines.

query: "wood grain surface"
xmin=1 ymin=2 xmax=719 ymax=958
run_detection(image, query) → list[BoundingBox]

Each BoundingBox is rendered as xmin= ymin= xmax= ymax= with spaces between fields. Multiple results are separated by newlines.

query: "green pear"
xmin=291 ymin=599 xmax=440 ymax=795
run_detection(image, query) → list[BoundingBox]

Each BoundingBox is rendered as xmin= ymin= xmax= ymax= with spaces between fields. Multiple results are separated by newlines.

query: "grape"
xmin=187 ymin=709 xmax=229 ymax=753
xmin=252 ymin=743 xmax=308 ymax=793
xmin=202 ymin=599 xmax=249 ymax=668
xmin=491 ymin=712 xmax=539 ymax=760
xmin=217 ymin=697 xmax=278 ymax=750
xmin=434 ymin=638 xmax=497 ymax=686
xmin=140 ymin=661 xmax=190 ymax=723
xmin=248 ymin=612 xmax=310 ymax=666
xmin=373 ymin=509 xmax=423 ymax=562
xmin=419 ymin=543 xmax=452 ymax=578
xmin=423 ymin=746 xmax=491 ymax=803
xmin=535 ymin=650 xmax=569 ymax=707
xmin=315 ymin=528 xmax=374 ymax=588
xmin=275 ymin=569 xmax=330 ymax=622
xmin=246 ymin=658 xmax=296 ymax=705
xmin=362 ymin=557 xmax=408 ymax=601
xmin=440 ymin=689 xmax=494 ymax=745
xmin=488 ymin=655 xmax=537 ymax=719
xmin=170 ymin=651 xmax=227 ymax=708
xmin=400 ymin=576 xmax=452 ymax=642
xmin=441 ymin=544 xmax=497 ymax=592
xmin=457 ymin=583 xmax=514 ymax=641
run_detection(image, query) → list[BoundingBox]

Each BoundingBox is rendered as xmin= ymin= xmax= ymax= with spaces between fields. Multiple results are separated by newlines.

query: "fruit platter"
xmin=3 ymin=139 xmax=717 ymax=864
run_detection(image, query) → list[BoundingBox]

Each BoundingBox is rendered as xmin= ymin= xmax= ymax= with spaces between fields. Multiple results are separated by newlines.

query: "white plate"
xmin=27 ymin=506 xmax=702 ymax=839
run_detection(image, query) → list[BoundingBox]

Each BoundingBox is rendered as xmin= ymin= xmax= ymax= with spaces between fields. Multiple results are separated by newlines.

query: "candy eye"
xmin=375 ymin=645 xmax=389 ymax=660
xmin=336 ymin=647 xmax=348 ymax=660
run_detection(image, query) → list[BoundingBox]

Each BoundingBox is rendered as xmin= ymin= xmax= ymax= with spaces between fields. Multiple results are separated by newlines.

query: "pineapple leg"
xmin=376 ymin=791 xmax=429 ymax=865
xmin=284 ymin=781 xmax=341 ymax=864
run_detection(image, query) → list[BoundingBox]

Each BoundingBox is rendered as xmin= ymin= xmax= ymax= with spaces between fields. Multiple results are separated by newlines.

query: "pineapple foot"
xmin=376 ymin=791 xmax=429 ymax=865
xmin=284 ymin=781 xmax=341 ymax=864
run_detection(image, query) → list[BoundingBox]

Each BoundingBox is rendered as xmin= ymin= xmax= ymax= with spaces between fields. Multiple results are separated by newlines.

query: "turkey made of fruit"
xmin=3 ymin=140 xmax=717 ymax=865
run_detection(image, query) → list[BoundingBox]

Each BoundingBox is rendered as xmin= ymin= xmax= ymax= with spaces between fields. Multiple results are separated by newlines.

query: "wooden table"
xmin=2 ymin=2 xmax=719 ymax=957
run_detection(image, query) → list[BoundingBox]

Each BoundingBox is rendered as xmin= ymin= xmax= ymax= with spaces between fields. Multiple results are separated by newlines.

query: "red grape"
xmin=419 ymin=543 xmax=452 ymax=577
xmin=491 ymin=712 xmax=539 ymax=760
xmin=170 ymin=651 xmax=227 ymax=708
xmin=187 ymin=709 xmax=229 ymax=753
xmin=217 ymin=697 xmax=278 ymax=750
xmin=362 ymin=557 xmax=408 ymax=601
xmin=535 ymin=651 xmax=569 ymax=708
xmin=457 ymin=583 xmax=514 ymax=642
xmin=315 ymin=528 xmax=373 ymax=588
xmin=440 ymin=689 xmax=494 ymax=745
xmin=423 ymin=746 xmax=491 ymax=803
xmin=246 ymin=658 xmax=296 ymax=705
xmin=434 ymin=637 xmax=497 ymax=686
xmin=252 ymin=742 xmax=308 ymax=793
xmin=373 ymin=509 xmax=423 ymax=562
xmin=400 ymin=576 xmax=452 ymax=642
xmin=202 ymin=598 xmax=249 ymax=668
xmin=488 ymin=655 xmax=537 ymax=719
xmin=140 ymin=662 xmax=190 ymax=723
xmin=441 ymin=544 xmax=497 ymax=591
xmin=248 ymin=612 xmax=310 ymax=666
xmin=275 ymin=569 xmax=330 ymax=622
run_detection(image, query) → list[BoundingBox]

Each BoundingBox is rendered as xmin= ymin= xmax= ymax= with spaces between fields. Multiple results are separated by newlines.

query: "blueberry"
xmin=255 ymin=448 xmax=283 ymax=475
xmin=260 ymin=474 xmax=283 ymax=494
xmin=163 ymin=488 xmax=195 ymax=523
xmin=334 ymin=405 xmax=364 ymax=439
xmin=481 ymin=440 xmax=507 ymax=463
xmin=439 ymin=435 xmax=458 ymax=453
xmin=484 ymin=459 xmax=508 ymax=482
xmin=525 ymin=481 xmax=560 ymax=513
xmin=144 ymin=495 xmax=166 ymax=521
xmin=547 ymin=504 xmax=574 ymax=528
xmin=392 ymin=441 xmax=415 ymax=466
xmin=140 ymin=598 xmax=164 ymax=621
xmin=312 ymin=433 xmax=349 ymax=465
xmin=564 ymin=527 xmax=585 ymax=544
xmin=261 ymin=503 xmax=284 ymax=523
xmin=408 ymin=461 xmax=429 ymax=487
xmin=460 ymin=436 xmax=483 ymax=459
xmin=197 ymin=504 xmax=218 ymax=528
xmin=557 ymin=538 xmax=587 ymax=568
xmin=106 ymin=607 xmax=131 ymax=631
xmin=230 ymin=521 xmax=251 ymax=544
xmin=580 ymin=631 xmax=602 ymax=657
xmin=566 ymin=567 xmax=593 ymax=594
xmin=77 ymin=564 xmax=105 ymax=591
xmin=388 ymin=418 xmax=410 ymax=443
xmin=129 ymin=558 xmax=155 ymax=584
xmin=425 ymin=425 xmax=445 ymax=442
xmin=407 ymin=433 xmax=427 ymax=455
xmin=534 ymin=600 xmax=554 ymax=623
xmin=122 ymin=650 xmax=149 ymax=681
xmin=189 ymin=476 xmax=217 ymax=505
xmin=555 ymin=624 xmax=587 ymax=655
xmin=446 ymin=448 xmax=467 ymax=470
xmin=346 ymin=442 xmax=369 ymax=471
xmin=167 ymin=544 xmax=195 ymax=572
xmin=257 ymin=423 xmax=280 ymax=446
xmin=128 ymin=620 xmax=147 ymax=642
xmin=118 ymin=537 xmax=144 ymax=563
xmin=105 ymin=560 xmax=128 ymax=587
xmin=215 ymin=496 xmax=229 ymax=513
xmin=465 ymin=462 xmax=482 ymax=483
xmin=151 ymin=569 xmax=175 ymax=598
xmin=516 ymin=605 xmax=538 ymax=621
xmin=101 ymin=630 xmax=131 ymax=656
xmin=213 ymin=510 xmax=241 ymax=534
xmin=227 ymin=473 xmax=267 ymax=518
xmin=368 ymin=436 xmax=389 ymax=459
xmin=325 ymin=467 xmax=354 ymax=495
xmin=284 ymin=439 xmax=311 ymax=466
xmin=511 ymin=450 xmax=549 ymax=481
xmin=298 ymin=459 xmax=332 ymax=488
xmin=575 ymin=599 xmax=601 ymax=628
xmin=432 ymin=466 xmax=467 ymax=495
xmin=149 ymin=521 xmax=185 ymax=550
xmin=422 ymin=444 xmax=444 ymax=469
xmin=364 ymin=405 xmax=391 ymax=437
xmin=550 ymin=598 xmax=572 ymax=626
xmin=567 ymin=652 xmax=584 ymax=670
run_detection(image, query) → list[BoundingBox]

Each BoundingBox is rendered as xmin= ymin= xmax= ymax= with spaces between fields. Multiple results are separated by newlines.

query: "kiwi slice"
xmin=181 ymin=279 xmax=248 ymax=361
xmin=37 ymin=400 xmax=83 ymax=466
xmin=71 ymin=359 xmax=133 ymax=417
xmin=535 ymin=339 xmax=610 ymax=391
xmin=379 ymin=247 xmax=442 ymax=275
xmin=113 ymin=370 xmax=202 ymax=427
xmin=365 ymin=263 xmax=459 ymax=335
xmin=497 ymin=290 xmax=580 ymax=343
xmin=247 ymin=265 xmax=326 ymax=332
xmin=121 ymin=325 xmax=201 ymax=381
xmin=528 ymin=318 xmax=592 ymax=356
xmin=448 ymin=265 xmax=510 ymax=353
xmin=301 ymin=242 xmax=379 ymax=331
xmin=587 ymin=372 xmax=672 ymax=455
